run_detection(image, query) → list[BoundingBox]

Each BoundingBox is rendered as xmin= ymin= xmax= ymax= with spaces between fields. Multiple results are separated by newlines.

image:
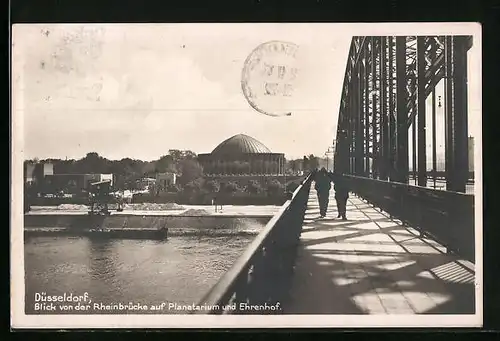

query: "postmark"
xmin=241 ymin=41 xmax=299 ymax=117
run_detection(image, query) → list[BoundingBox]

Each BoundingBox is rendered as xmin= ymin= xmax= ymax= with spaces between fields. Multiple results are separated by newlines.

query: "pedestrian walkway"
xmin=285 ymin=183 xmax=476 ymax=314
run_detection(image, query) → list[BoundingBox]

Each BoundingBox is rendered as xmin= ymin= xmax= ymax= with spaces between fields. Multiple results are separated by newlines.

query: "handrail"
xmin=340 ymin=174 xmax=475 ymax=262
xmin=193 ymin=201 xmax=292 ymax=308
xmin=191 ymin=172 xmax=314 ymax=314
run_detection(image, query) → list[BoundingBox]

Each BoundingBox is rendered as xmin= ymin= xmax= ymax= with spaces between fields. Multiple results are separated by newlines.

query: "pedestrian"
xmin=212 ymin=195 xmax=222 ymax=213
xmin=212 ymin=196 xmax=217 ymax=212
xmin=314 ymin=168 xmax=332 ymax=218
xmin=333 ymin=173 xmax=349 ymax=220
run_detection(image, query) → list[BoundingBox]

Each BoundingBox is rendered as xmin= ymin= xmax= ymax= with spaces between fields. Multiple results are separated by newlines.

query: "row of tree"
xmin=150 ymin=178 xmax=299 ymax=197
xmin=25 ymin=151 xmax=322 ymax=192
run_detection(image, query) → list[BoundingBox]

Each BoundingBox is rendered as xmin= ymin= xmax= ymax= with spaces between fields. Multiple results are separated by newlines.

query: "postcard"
xmin=11 ymin=22 xmax=482 ymax=329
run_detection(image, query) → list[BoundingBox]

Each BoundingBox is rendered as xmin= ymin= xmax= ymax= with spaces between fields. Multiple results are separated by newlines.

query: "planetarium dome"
xmin=211 ymin=134 xmax=272 ymax=155
xmin=197 ymin=133 xmax=285 ymax=176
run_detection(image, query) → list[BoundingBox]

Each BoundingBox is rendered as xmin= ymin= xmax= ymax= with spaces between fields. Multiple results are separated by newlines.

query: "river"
xmin=24 ymin=233 xmax=257 ymax=314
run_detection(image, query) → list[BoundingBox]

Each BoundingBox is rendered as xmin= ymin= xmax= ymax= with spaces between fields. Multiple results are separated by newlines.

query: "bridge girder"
xmin=334 ymin=35 xmax=472 ymax=193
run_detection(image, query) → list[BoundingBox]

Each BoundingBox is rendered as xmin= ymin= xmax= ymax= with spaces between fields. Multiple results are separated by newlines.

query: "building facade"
xmin=24 ymin=161 xmax=54 ymax=184
xmin=198 ymin=134 xmax=286 ymax=176
xmin=156 ymin=172 xmax=177 ymax=191
xmin=136 ymin=177 xmax=157 ymax=191
xmin=42 ymin=173 xmax=114 ymax=195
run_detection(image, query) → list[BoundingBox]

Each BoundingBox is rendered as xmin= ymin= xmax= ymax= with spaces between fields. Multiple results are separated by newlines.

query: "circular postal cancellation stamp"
xmin=241 ymin=41 xmax=300 ymax=117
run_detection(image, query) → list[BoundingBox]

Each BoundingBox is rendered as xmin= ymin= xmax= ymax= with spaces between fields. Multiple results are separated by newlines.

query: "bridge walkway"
xmin=285 ymin=183 xmax=476 ymax=314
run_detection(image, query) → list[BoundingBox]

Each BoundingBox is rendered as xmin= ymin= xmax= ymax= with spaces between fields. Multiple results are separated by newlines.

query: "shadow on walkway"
xmin=285 ymin=186 xmax=476 ymax=315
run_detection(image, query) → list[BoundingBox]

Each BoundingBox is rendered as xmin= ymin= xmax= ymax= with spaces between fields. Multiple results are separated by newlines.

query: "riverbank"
xmin=24 ymin=226 xmax=263 ymax=239
xmin=26 ymin=204 xmax=280 ymax=217
xmin=24 ymin=227 xmax=169 ymax=240
xmin=24 ymin=213 xmax=271 ymax=240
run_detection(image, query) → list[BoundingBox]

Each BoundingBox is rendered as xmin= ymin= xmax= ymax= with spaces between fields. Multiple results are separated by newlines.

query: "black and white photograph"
xmin=10 ymin=23 xmax=482 ymax=328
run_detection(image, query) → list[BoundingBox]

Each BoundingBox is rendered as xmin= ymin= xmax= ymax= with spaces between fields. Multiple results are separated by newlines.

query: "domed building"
xmin=198 ymin=134 xmax=285 ymax=176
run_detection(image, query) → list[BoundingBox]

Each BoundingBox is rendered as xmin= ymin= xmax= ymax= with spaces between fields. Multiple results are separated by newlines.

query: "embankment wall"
xmin=23 ymin=214 xmax=272 ymax=238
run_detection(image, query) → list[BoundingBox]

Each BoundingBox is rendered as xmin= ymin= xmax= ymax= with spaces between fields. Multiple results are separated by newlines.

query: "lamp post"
xmin=325 ymin=145 xmax=335 ymax=172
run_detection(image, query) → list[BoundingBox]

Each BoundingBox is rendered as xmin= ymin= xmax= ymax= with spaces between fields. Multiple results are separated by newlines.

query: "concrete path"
xmin=26 ymin=205 xmax=280 ymax=217
xmin=286 ymin=183 xmax=476 ymax=314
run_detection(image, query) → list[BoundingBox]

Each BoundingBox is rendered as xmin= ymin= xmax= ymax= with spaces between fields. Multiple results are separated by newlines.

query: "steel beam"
xmin=364 ymin=47 xmax=370 ymax=175
xmin=380 ymin=37 xmax=389 ymax=180
xmin=431 ymin=89 xmax=437 ymax=189
xmin=417 ymin=36 xmax=427 ymax=187
xmin=452 ymin=36 xmax=469 ymax=193
xmin=355 ymin=61 xmax=364 ymax=175
xmin=444 ymin=36 xmax=454 ymax=190
xmin=348 ymin=79 xmax=355 ymax=175
xmin=371 ymin=37 xmax=378 ymax=179
xmin=388 ymin=37 xmax=396 ymax=182
xmin=395 ymin=36 xmax=409 ymax=184
xmin=412 ymin=104 xmax=417 ymax=184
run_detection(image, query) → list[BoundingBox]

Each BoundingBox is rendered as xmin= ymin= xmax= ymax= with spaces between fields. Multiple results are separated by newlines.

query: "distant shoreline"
xmin=24 ymin=227 xmax=262 ymax=240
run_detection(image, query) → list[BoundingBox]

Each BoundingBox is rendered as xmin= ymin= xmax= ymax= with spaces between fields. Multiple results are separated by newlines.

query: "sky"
xmin=12 ymin=23 xmax=481 ymax=162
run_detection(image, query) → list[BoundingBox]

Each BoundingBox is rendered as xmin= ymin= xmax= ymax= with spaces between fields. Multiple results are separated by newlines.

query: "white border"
xmin=11 ymin=22 xmax=482 ymax=329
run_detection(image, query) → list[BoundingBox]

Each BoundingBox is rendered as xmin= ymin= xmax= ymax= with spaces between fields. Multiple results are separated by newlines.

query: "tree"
xmin=246 ymin=180 xmax=263 ymax=194
xmin=308 ymin=154 xmax=320 ymax=170
xmin=286 ymin=181 xmax=300 ymax=193
xmin=51 ymin=159 xmax=75 ymax=174
xmin=178 ymin=159 xmax=204 ymax=186
xmin=168 ymin=149 xmax=184 ymax=163
xmin=303 ymin=156 xmax=309 ymax=171
xmin=155 ymin=154 xmax=176 ymax=173
xmin=266 ymin=179 xmax=284 ymax=195
xmin=204 ymin=180 xmax=220 ymax=193
xmin=182 ymin=150 xmax=197 ymax=160
xmin=184 ymin=178 xmax=204 ymax=194
xmin=221 ymin=181 xmax=240 ymax=194
xmin=141 ymin=161 xmax=156 ymax=177
xmin=29 ymin=149 xmax=201 ymax=193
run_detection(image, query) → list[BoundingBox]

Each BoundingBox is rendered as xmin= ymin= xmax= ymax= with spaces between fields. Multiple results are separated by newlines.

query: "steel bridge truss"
xmin=334 ymin=36 xmax=473 ymax=193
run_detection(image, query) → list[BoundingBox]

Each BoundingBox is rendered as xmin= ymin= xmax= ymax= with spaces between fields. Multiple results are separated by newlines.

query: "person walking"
xmin=314 ymin=168 xmax=332 ymax=218
xmin=333 ymin=173 xmax=349 ymax=220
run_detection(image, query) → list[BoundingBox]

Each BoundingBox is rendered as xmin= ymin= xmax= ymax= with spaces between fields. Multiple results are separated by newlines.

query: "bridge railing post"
xmin=245 ymin=248 xmax=268 ymax=313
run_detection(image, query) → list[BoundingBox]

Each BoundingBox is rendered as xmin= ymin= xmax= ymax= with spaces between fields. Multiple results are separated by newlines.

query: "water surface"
xmin=25 ymin=234 xmax=254 ymax=314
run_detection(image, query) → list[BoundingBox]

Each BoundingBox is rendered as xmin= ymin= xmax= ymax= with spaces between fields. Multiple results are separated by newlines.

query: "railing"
xmin=408 ymin=170 xmax=475 ymax=181
xmin=341 ymin=175 xmax=475 ymax=263
xmin=191 ymin=172 xmax=313 ymax=314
